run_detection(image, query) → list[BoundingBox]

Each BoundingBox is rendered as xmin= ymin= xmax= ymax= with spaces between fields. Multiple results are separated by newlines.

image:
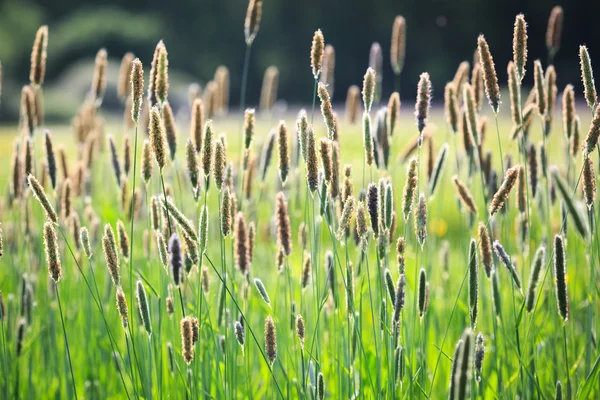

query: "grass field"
xmin=2 ymin=5 xmax=600 ymax=400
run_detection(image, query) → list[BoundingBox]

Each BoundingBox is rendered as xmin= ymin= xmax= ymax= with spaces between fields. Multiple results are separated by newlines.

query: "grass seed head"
xmin=235 ymin=212 xmax=249 ymax=275
xmin=489 ymin=165 xmax=519 ymax=215
xmin=414 ymin=193 xmax=427 ymax=247
xmin=468 ymin=239 xmax=479 ymax=328
xmin=43 ymin=221 xmax=61 ymax=282
xmin=444 ymin=83 xmax=459 ymax=134
xmin=582 ymin=156 xmax=596 ymax=209
xmin=546 ymin=6 xmax=564 ymax=55
xmin=264 ymin=315 xmax=277 ymax=365
xmin=525 ymin=244 xmax=546 ymax=312
xmin=391 ymin=16 xmax=406 ymax=75
xmin=260 ymin=66 xmax=279 ymax=111
xmin=507 ymin=62 xmax=522 ymax=127
xmin=321 ymin=45 xmax=336 ymax=98
xmin=345 ymin=85 xmax=361 ymax=124
xmin=580 ymin=45 xmax=597 ymax=109
xmin=244 ymin=0 xmax=263 ymax=45
xmin=414 ymin=72 xmax=431 ymax=136
xmin=28 ymin=174 xmax=57 ymax=223
xmin=181 ymin=316 xmax=195 ymax=364
xmin=115 ymin=287 xmax=129 ymax=330
xmin=30 ymin=25 xmax=48 ymax=86
xmin=254 ymin=278 xmax=271 ymax=305
xmin=402 ymin=158 xmax=419 ymax=220
xmin=277 ymin=121 xmax=290 ymax=184
xmin=477 ymin=35 xmax=500 ymax=114
xmin=362 ymin=67 xmax=376 ymax=113
xmin=311 ymin=29 xmax=325 ymax=79
xmin=513 ymin=14 xmax=528 ymax=81
xmin=213 ymin=139 xmax=226 ymax=190
xmin=562 ymin=84 xmax=575 ymax=140
xmin=168 ymin=233 xmax=183 ymax=286
xmin=306 ymin=127 xmax=319 ymax=193
xmin=149 ymin=106 xmax=167 ymax=170
xmin=553 ymin=234 xmax=569 ymax=321
xmin=417 ymin=268 xmax=427 ymax=318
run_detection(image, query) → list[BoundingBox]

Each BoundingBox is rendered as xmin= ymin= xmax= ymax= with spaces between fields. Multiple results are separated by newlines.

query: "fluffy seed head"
xmin=478 ymin=222 xmax=493 ymax=278
xmin=445 ymin=83 xmax=459 ymax=134
xmin=149 ymin=106 xmax=167 ymax=169
xmin=116 ymin=287 xmax=129 ymax=330
xmin=244 ymin=0 xmax=263 ymax=45
xmin=21 ymin=85 xmax=36 ymax=136
xmin=513 ymin=15 xmax=528 ymax=81
xmin=235 ymin=212 xmax=249 ymax=275
xmin=417 ymin=268 xmax=428 ymax=318
xmin=507 ymin=62 xmax=522 ymax=127
xmin=584 ymin=105 xmax=600 ymax=155
xmin=161 ymin=102 xmax=177 ymax=161
xmin=580 ymin=46 xmax=597 ymax=108
xmin=155 ymin=45 xmax=169 ymax=104
xmin=295 ymin=314 xmax=305 ymax=348
xmin=190 ymin=99 xmax=204 ymax=153
xmin=318 ymin=82 xmax=336 ymax=137
xmin=311 ymin=29 xmax=325 ymax=79
xmin=392 ymin=274 xmax=406 ymax=325
xmin=415 ymin=72 xmax=431 ymax=135
xmin=28 ymin=174 xmax=57 ymax=223
xmin=102 ymin=224 xmax=121 ymax=286
xmin=454 ymin=328 xmax=474 ymax=399
xmin=321 ymin=45 xmax=336 ymax=98
xmin=345 ymin=85 xmax=360 ymax=124
xmin=161 ymin=197 xmax=198 ymax=242
xmin=169 ymin=233 xmax=183 ymax=286
xmin=493 ymin=240 xmax=522 ymax=290
xmin=468 ymin=239 xmax=479 ymax=328
xmin=30 ymin=26 xmax=48 ymax=86
xmin=533 ymin=60 xmax=547 ymax=116
xmin=562 ymin=84 xmax=575 ymax=139
xmin=91 ymin=49 xmax=108 ymax=105
xmin=390 ymin=16 xmax=406 ymax=75
xmin=387 ymin=92 xmax=401 ymax=136
xmin=254 ymin=278 xmax=271 ymax=305
xmin=362 ymin=67 xmax=376 ymax=113
xmin=181 ymin=316 xmax=194 ymax=364
xmin=276 ymin=192 xmax=292 ymax=256
xmin=553 ymin=234 xmax=569 ymax=321
xmin=489 ymin=166 xmax=519 ymax=215
xmin=546 ymin=6 xmax=564 ymax=55
xmin=402 ymin=158 xmax=419 ymax=220
xmin=131 ymin=59 xmax=144 ymax=124
xmin=201 ymin=121 xmax=213 ymax=178
xmin=213 ymin=139 xmax=226 ymax=190
xmin=264 ymin=315 xmax=277 ymax=365
xmin=306 ymin=127 xmax=319 ymax=193
xmin=277 ymin=121 xmax=290 ymax=184
xmin=414 ymin=193 xmax=427 ymax=247
xmin=43 ymin=222 xmax=61 ymax=282
xmin=337 ymin=195 xmax=355 ymax=240
xmin=260 ymin=66 xmax=279 ymax=111
xmin=583 ymin=156 xmax=596 ymax=209
xmin=478 ymin=35 xmax=500 ymax=114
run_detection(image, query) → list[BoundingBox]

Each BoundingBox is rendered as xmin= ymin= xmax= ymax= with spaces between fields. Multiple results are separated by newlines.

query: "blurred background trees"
xmin=0 ymin=0 xmax=598 ymax=122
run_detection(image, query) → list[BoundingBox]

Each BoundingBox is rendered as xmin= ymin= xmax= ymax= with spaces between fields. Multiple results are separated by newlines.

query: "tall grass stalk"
xmin=55 ymin=286 xmax=77 ymax=400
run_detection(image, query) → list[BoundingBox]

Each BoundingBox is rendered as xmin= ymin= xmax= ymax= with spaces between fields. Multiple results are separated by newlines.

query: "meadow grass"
xmin=1 ymin=4 xmax=600 ymax=399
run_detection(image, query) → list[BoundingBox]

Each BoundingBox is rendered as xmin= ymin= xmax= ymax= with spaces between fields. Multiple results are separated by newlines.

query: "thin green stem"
xmin=55 ymin=286 xmax=78 ymax=400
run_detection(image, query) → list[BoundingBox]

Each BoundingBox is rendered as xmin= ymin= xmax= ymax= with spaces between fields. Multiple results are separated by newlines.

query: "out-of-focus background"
xmin=0 ymin=0 xmax=597 ymax=123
